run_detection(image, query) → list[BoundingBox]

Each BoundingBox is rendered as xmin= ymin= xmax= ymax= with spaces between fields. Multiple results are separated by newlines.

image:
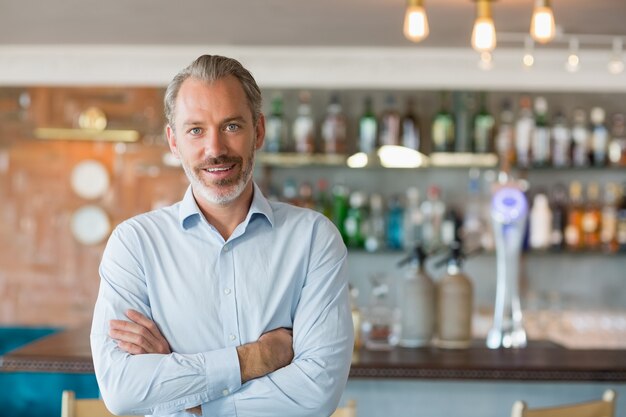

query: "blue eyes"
xmin=189 ymin=127 xmax=202 ymax=135
xmin=187 ymin=124 xmax=240 ymax=136
xmin=226 ymin=124 xmax=240 ymax=132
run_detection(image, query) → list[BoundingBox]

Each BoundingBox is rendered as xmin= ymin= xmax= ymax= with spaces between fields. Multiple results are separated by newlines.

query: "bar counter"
xmin=1 ymin=325 xmax=626 ymax=382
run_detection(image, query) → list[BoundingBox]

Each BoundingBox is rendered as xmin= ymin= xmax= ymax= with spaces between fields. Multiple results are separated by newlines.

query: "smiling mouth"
xmin=204 ymin=164 xmax=236 ymax=173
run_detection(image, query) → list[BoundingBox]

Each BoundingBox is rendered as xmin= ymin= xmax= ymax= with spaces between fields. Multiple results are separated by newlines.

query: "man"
xmin=90 ymin=54 xmax=353 ymax=417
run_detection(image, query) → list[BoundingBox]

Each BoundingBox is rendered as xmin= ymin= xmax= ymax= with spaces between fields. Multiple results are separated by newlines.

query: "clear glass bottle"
xmin=401 ymin=98 xmax=421 ymax=151
xmin=551 ymin=110 xmax=571 ymax=167
xmin=397 ymin=246 xmax=435 ymax=348
xmin=363 ymin=274 xmax=399 ymax=350
xmin=432 ymin=92 xmax=455 ymax=153
xmin=529 ymin=192 xmax=553 ymax=250
xmin=264 ymin=94 xmax=287 ymax=153
xmin=436 ymin=243 xmax=473 ymax=349
xmin=590 ymin=107 xmax=609 ymax=167
xmin=380 ymin=94 xmax=401 ymax=146
xmin=420 ymin=186 xmax=445 ymax=251
xmin=321 ymin=94 xmax=348 ymax=155
xmin=364 ymin=193 xmax=386 ymax=253
xmin=532 ymin=96 xmax=551 ymax=167
xmin=473 ymin=92 xmax=495 ymax=154
xmin=359 ymin=97 xmax=378 ymax=154
xmin=571 ymin=109 xmax=591 ymax=167
xmin=515 ymin=95 xmax=534 ymax=169
xmin=462 ymin=169 xmax=484 ymax=253
xmin=292 ymin=91 xmax=315 ymax=154
xmin=403 ymin=187 xmax=423 ymax=251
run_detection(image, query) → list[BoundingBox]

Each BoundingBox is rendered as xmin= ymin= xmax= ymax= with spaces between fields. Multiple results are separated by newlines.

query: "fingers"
xmin=109 ymin=310 xmax=170 ymax=354
xmin=126 ymin=309 xmax=163 ymax=340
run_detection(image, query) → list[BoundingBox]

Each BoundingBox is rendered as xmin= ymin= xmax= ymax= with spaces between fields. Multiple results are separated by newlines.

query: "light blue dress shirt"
xmin=90 ymin=182 xmax=353 ymax=417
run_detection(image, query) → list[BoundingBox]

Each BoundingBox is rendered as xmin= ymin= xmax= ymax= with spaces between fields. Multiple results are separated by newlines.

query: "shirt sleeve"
xmin=90 ymin=224 xmax=242 ymax=416
xmin=201 ymin=216 xmax=354 ymax=417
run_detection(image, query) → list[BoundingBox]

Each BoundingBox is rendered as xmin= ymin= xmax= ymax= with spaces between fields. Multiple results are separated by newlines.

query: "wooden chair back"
xmin=61 ymin=390 xmax=132 ymax=417
xmin=511 ymin=389 xmax=616 ymax=417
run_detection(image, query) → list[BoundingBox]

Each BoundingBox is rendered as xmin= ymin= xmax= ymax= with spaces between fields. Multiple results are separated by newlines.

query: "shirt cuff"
xmin=203 ymin=346 xmax=241 ymax=401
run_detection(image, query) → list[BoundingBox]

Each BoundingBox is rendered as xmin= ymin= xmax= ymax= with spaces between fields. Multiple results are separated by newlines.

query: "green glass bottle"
xmin=432 ymin=92 xmax=455 ymax=152
xmin=473 ymin=92 xmax=495 ymax=153
xmin=264 ymin=95 xmax=287 ymax=153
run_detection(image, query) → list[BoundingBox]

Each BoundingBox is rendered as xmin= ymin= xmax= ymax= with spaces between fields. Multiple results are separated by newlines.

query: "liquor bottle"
xmin=571 ymin=109 xmax=590 ymax=167
xmin=344 ymin=191 xmax=367 ymax=248
xmin=364 ymin=193 xmax=386 ymax=253
xmin=532 ymin=96 xmax=551 ymax=167
xmin=581 ymin=182 xmax=601 ymax=250
xmin=314 ymin=179 xmax=333 ymax=219
xmin=421 ymin=186 xmax=445 ymax=251
xmin=321 ymin=94 xmax=348 ymax=155
xmin=332 ymin=184 xmax=350 ymax=243
xmin=590 ymin=107 xmax=609 ymax=166
xmin=363 ymin=274 xmax=399 ymax=350
xmin=441 ymin=208 xmax=462 ymax=247
xmin=617 ymin=183 xmax=626 ymax=252
xmin=473 ymin=92 xmax=495 ymax=153
xmin=529 ymin=192 xmax=552 ymax=250
xmin=397 ymin=246 xmax=435 ymax=347
xmin=600 ymin=183 xmax=619 ymax=253
xmin=515 ymin=95 xmax=534 ymax=168
xmin=608 ymin=113 xmax=626 ymax=166
xmin=386 ymin=195 xmax=404 ymax=250
xmin=401 ymin=98 xmax=421 ymax=151
xmin=292 ymin=91 xmax=315 ymax=154
xmin=549 ymin=184 xmax=568 ymax=251
xmin=462 ymin=169 xmax=484 ymax=252
xmin=436 ymin=242 xmax=473 ymax=349
xmin=453 ymin=91 xmax=473 ymax=153
xmin=264 ymin=94 xmax=287 ymax=153
xmin=495 ymin=99 xmax=515 ymax=172
xmin=298 ymin=181 xmax=314 ymax=209
xmin=380 ymin=94 xmax=401 ymax=146
xmin=359 ymin=97 xmax=378 ymax=154
xmin=403 ymin=187 xmax=423 ymax=251
xmin=564 ymin=181 xmax=584 ymax=251
xmin=432 ymin=92 xmax=455 ymax=153
xmin=551 ymin=110 xmax=572 ymax=167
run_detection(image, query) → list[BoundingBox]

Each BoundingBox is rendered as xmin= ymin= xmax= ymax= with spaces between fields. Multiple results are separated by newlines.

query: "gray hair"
xmin=164 ymin=55 xmax=262 ymax=129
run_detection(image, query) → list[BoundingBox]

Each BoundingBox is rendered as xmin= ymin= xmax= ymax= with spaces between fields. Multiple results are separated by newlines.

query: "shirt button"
xmin=224 ymin=288 xmax=231 ymax=295
xmin=223 ymin=245 xmax=230 ymax=252
xmin=222 ymin=389 xmax=229 ymax=396
xmin=229 ymin=334 xmax=236 ymax=341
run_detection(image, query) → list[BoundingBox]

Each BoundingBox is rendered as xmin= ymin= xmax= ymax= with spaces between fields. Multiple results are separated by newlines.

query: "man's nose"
xmin=203 ymin=129 xmax=228 ymax=158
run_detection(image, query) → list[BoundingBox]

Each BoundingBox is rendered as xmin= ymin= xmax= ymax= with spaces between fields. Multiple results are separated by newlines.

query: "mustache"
xmin=198 ymin=155 xmax=243 ymax=167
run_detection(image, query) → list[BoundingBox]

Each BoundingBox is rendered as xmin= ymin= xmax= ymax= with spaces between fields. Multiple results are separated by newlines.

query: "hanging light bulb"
xmin=522 ymin=36 xmax=535 ymax=69
xmin=472 ymin=0 xmax=497 ymax=53
xmin=530 ymin=0 xmax=556 ymax=44
xmin=403 ymin=0 xmax=429 ymax=42
xmin=608 ymin=37 xmax=625 ymax=75
xmin=565 ymin=38 xmax=580 ymax=73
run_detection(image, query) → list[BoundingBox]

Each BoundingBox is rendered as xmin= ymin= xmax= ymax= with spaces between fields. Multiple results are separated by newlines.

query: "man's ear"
xmin=165 ymin=125 xmax=180 ymax=158
xmin=255 ymin=113 xmax=266 ymax=150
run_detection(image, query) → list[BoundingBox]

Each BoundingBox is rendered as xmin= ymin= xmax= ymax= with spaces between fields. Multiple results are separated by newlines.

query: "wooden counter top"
xmin=2 ymin=325 xmax=626 ymax=382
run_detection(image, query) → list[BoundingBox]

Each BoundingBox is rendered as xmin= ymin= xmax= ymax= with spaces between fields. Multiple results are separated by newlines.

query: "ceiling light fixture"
xmin=472 ymin=0 xmax=497 ymax=53
xmin=530 ymin=0 xmax=556 ymax=44
xmin=403 ymin=0 xmax=429 ymax=42
xmin=608 ymin=37 xmax=625 ymax=75
xmin=565 ymin=37 xmax=580 ymax=73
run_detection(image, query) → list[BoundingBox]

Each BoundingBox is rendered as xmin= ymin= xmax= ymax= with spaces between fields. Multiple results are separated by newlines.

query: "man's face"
xmin=166 ymin=76 xmax=265 ymax=206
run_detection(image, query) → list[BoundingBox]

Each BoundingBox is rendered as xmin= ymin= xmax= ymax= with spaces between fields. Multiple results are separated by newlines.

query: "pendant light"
xmin=530 ymin=0 xmax=556 ymax=44
xmin=403 ymin=0 xmax=429 ymax=42
xmin=472 ymin=0 xmax=497 ymax=53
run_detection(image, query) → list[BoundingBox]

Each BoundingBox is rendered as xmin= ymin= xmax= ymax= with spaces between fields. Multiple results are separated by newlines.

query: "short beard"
xmin=182 ymin=146 xmax=256 ymax=206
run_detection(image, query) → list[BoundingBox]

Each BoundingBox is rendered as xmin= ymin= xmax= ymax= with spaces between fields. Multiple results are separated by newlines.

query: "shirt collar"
xmin=178 ymin=182 xmax=274 ymax=229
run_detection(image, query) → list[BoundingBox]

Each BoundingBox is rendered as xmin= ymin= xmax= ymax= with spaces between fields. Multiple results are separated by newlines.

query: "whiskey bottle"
xmin=380 ymin=94 xmax=401 ymax=146
xmin=564 ymin=181 xmax=584 ymax=251
xmin=321 ymin=94 xmax=347 ymax=155
xmin=581 ymin=182 xmax=602 ymax=250
xmin=292 ymin=91 xmax=315 ymax=154
xmin=551 ymin=110 xmax=572 ymax=167
xmin=600 ymin=183 xmax=619 ymax=253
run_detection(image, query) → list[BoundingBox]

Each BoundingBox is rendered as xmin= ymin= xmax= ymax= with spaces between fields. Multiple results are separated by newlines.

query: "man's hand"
xmin=109 ymin=309 xmax=171 ymax=355
xmin=237 ymin=328 xmax=293 ymax=383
